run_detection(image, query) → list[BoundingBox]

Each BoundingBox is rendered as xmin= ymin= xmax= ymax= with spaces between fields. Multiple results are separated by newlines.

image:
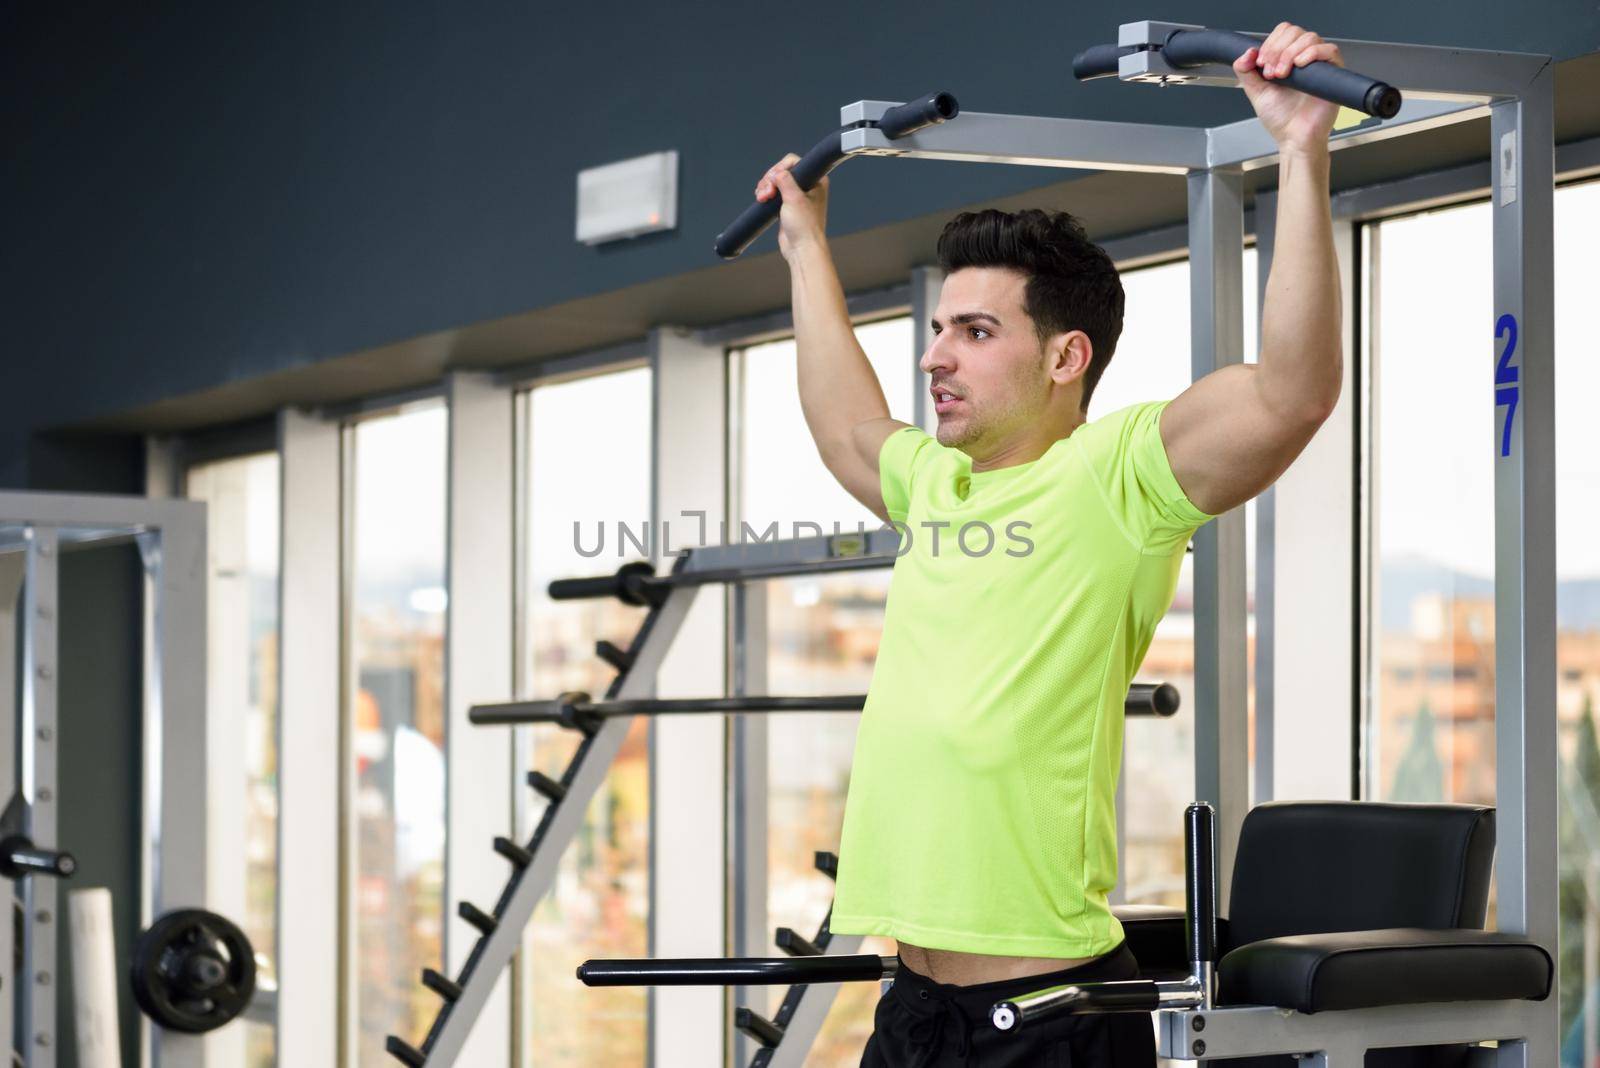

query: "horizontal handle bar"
xmin=474 ymin=684 xmax=1179 ymax=726
xmin=577 ymin=954 xmax=896 ymax=986
xmin=715 ymin=91 xmax=958 ymax=259
xmin=1162 ymin=29 xmax=1400 ymax=118
xmin=470 ymin=694 xmax=867 ymax=726
xmin=1072 ymin=28 xmax=1401 ymax=119
xmin=991 ymin=979 xmax=1161 ymax=1032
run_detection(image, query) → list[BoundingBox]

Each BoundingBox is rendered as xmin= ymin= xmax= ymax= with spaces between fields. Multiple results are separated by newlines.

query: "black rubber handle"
xmin=715 ymin=91 xmax=958 ymax=260
xmin=0 ymin=836 xmax=76 ymax=879
xmin=992 ymin=979 xmax=1161 ymax=1032
xmin=1072 ymin=43 xmax=1139 ymax=81
xmin=875 ymin=90 xmax=959 ymax=138
xmin=714 ymin=131 xmax=846 ymax=261
xmin=577 ymin=954 xmax=892 ymax=986
xmin=1126 ymin=682 xmax=1181 ymax=717
xmin=1184 ymin=802 xmax=1218 ymax=966
xmin=1162 ymin=29 xmax=1401 ymax=118
xmin=547 ymin=561 xmax=656 ymax=606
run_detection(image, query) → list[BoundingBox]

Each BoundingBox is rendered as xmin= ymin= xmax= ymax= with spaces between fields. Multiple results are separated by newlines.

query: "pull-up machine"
xmin=585 ymin=20 xmax=1559 ymax=1066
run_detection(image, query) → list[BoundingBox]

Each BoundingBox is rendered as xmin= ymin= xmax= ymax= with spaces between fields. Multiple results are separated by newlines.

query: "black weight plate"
xmin=131 ymin=908 xmax=256 ymax=1033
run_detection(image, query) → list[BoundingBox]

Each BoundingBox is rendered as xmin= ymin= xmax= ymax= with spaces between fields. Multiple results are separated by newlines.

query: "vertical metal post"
xmin=728 ymin=580 xmax=769 ymax=1065
xmin=443 ymin=373 xmax=516 ymax=1068
xmin=649 ymin=326 xmax=729 ymax=1066
xmin=21 ymin=527 xmax=60 ymax=1066
xmin=142 ymin=507 xmax=211 ymax=1068
xmin=508 ymin=388 xmax=535 ymax=1068
xmin=0 ymin=555 xmax=20 ymax=1063
xmin=1489 ymin=65 xmax=1557 ymax=1068
xmin=1187 ymin=166 xmax=1249 ymax=907
xmin=276 ymin=408 xmax=343 ymax=1067
xmin=1253 ymin=189 xmax=1277 ymax=806
xmin=910 ymin=266 xmax=944 ymax=433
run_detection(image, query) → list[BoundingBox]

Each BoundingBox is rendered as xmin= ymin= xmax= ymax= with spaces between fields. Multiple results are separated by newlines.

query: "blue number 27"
xmin=1495 ymin=313 xmax=1518 ymax=458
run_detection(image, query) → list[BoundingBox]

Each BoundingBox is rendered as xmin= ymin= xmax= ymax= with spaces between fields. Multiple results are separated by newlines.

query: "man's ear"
xmin=1047 ymin=330 xmax=1094 ymax=386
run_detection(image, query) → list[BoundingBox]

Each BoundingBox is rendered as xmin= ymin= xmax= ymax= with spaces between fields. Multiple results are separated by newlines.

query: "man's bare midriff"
xmin=897 ymin=942 xmax=1097 ymax=986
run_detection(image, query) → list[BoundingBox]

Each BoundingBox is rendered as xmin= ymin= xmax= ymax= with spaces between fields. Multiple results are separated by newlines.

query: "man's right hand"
xmin=755 ymin=153 xmax=828 ymax=261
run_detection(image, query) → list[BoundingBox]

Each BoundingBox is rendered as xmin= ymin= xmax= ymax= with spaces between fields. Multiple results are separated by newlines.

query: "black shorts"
xmin=858 ymin=943 xmax=1157 ymax=1067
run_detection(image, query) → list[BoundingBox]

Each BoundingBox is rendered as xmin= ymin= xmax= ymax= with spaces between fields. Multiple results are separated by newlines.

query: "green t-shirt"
xmin=829 ymin=400 xmax=1213 ymax=958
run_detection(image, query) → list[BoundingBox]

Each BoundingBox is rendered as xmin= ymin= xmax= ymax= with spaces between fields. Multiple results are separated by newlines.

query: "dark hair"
xmin=935 ymin=208 xmax=1124 ymax=412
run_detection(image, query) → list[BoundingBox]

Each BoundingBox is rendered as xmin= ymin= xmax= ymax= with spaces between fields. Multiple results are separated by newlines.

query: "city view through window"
xmin=346 ymin=405 xmax=450 ymax=1067
xmin=1364 ymin=182 xmax=1600 ymax=1063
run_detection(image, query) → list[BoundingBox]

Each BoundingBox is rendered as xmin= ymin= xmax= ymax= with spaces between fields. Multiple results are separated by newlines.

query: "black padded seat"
xmin=1217 ymin=802 xmax=1526 ymax=1068
xmin=1218 ymin=927 xmax=1552 ymax=1014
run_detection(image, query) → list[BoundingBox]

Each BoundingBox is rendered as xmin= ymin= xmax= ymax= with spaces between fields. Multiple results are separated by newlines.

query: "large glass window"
xmin=185 ymin=453 xmax=280 ymax=1068
xmin=1555 ymin=179 xmax=1600 ymax=1067
xmin=345 ymin=404 xmax=449 ymax=1066
xmin=1093 ymin=253 xmax=1259 ymax=907
xmin=1363 ymin=203 xmax=1496 ymax=808
xmin=519 ymin=367 xmax=653 ymax=1065
xmin=1361 ymin=178 xmax=1600 ymax=1063
xmin=731 ymin=316 xmax=913 ymax=1062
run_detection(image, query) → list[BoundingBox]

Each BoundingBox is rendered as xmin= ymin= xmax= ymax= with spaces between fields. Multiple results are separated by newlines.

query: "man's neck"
xmin=967 ymin=414 xmax=1085 ymax=473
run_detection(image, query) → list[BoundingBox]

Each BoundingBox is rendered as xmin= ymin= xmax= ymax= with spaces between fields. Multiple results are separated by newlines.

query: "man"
xmin=753 ymin=23 xmax=1344 ymax=1067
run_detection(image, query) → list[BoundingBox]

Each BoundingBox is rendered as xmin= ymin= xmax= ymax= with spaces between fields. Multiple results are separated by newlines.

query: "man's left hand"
xmin=1233 ymin=23 xmax=1342 ymax=155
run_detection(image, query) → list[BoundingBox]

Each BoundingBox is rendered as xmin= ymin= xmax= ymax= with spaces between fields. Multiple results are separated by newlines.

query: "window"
xmin=1092 ymin=252 xmax=1259 ymax=906
xmin=519 ymin=367 xmax=653 ymax=1065
xmin=1362 ymin=203 xmax=1495 ymax=807
xmin=185 ymin=453 xmax=280 ymax=1068
xmin=344 ymin=404 xmax=449 ymax=1066
xmin=1362 ymin=178 xmax=1600 ymax=1061
xmin=730 ymin=316 xmax=913 ymax=1062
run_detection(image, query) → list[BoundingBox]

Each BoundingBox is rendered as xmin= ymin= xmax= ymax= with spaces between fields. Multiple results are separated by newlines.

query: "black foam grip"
xmin=1072 ymin=43 xmax=1139 ymax=81
xmin=548 ymin=574 xmax=626 ymax=601
xmin=547 ymin=561 xmax=655 ymax=605
xmin=875 ymin=90 xmax=959 ymax=138
xmin=1162 ymin=29 xmax=1402 ymax=119
xmin=1185 ymin=803 xmax=1218 ymax=965
xmin=577 ymin=954 xmax=889 ymax=986
xmin=1126 ymin=682 xmax=1181 ymax=717
xmin=714 ymin=131 xmax=846 ymax=260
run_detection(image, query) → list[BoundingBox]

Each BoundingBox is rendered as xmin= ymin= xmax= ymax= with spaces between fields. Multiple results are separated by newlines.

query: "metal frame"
xmin=0 ymin=491 xmax=213 ymax=1068
xmin=832 ymin=26 xmax=1557 ymax=1064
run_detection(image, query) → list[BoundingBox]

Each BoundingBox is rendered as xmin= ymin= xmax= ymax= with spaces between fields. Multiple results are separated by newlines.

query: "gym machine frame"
xmin=0 ymin=491 xmax=236 ymax=1068
xmin=601 ymin=20 xmax=1558 ymax=1067
xmin=382 ymin=528 xmax=1185 ymax=1066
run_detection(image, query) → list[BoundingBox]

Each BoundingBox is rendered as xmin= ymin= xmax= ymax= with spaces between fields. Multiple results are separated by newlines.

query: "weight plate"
xmin=130 ymin=908 xmax=256 ymax=1033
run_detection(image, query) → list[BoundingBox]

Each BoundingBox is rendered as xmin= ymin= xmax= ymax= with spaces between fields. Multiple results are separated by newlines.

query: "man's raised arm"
xmin=1160 ymin=24 xmax=1346 ymax=516
xmin=758 ymin=157 xmax=909 ymax=523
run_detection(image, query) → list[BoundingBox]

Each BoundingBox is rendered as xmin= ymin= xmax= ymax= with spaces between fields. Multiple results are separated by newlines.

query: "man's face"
xmin=923 ymin=267 xmax=1056 ymax=451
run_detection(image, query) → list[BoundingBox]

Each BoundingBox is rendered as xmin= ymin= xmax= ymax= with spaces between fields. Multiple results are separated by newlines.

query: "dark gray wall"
xmin=5 ymin=0 xmax=1600 ymax=485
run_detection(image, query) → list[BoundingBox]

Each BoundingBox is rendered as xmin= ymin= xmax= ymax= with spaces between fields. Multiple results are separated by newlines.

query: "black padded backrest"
xmin=1224 ymin=801 xmax=1495 ymax=952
